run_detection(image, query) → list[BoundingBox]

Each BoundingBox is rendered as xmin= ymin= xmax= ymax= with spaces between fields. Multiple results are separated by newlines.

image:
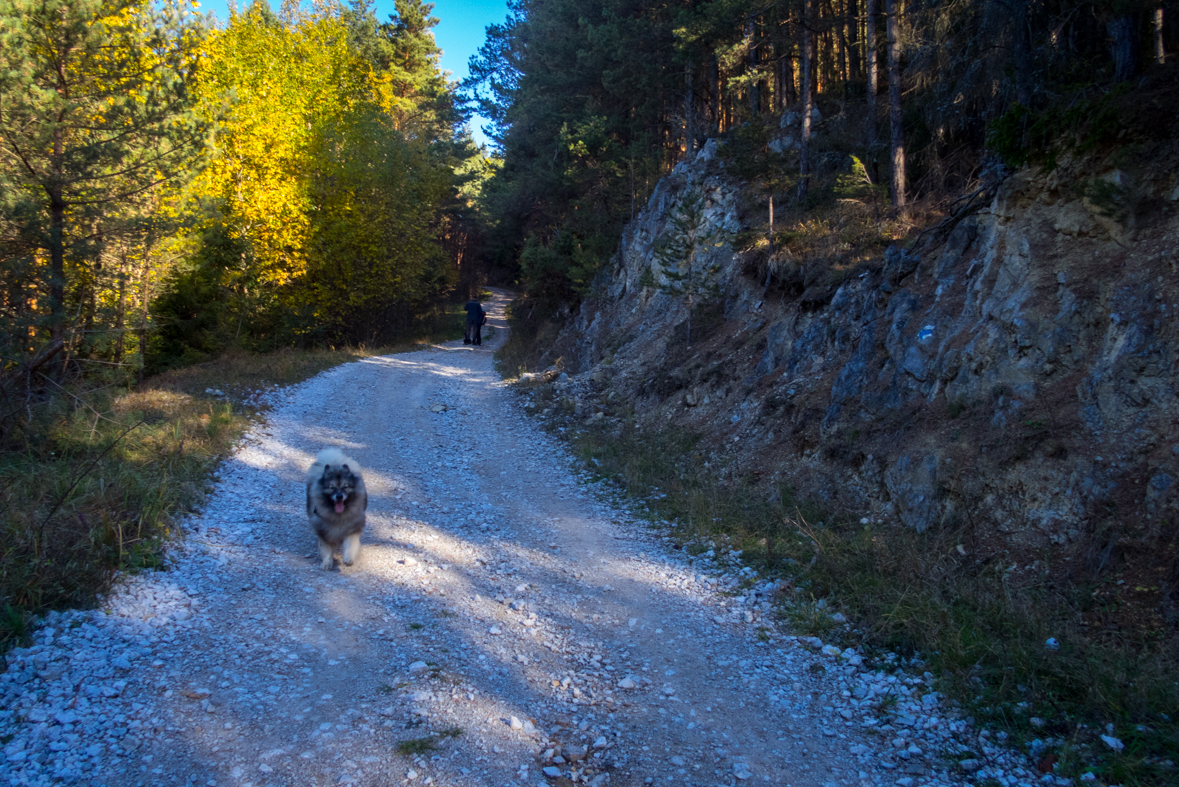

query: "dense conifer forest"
xmin=464 ymin=0 xmax=1176 ymax=304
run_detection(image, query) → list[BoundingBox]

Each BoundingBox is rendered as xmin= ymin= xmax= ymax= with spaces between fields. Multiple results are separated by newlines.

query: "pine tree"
xmin=0 ymin=0 xmax=205 ymax=341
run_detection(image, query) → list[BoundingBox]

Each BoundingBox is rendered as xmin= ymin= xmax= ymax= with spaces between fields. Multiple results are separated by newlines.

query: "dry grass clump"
xmin=0 ymin=382 xmax=241 ymax=646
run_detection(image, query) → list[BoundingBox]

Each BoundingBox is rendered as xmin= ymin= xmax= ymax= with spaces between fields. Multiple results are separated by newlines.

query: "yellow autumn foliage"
xmin=190 ymin=4 xmax=382 ymax=289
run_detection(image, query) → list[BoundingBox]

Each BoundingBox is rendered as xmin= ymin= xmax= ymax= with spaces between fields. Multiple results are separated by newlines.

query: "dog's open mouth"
xmin=334 ymin=501 xmax=346 ymax=514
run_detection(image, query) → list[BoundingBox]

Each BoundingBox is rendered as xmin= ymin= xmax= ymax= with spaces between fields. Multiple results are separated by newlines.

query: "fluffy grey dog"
xmin=306 ymin=448 xmax=367 ymax=570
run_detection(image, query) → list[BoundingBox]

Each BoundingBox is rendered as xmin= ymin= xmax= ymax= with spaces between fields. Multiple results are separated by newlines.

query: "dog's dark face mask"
xmin=320 ymin=465 xmax=357 ymax=514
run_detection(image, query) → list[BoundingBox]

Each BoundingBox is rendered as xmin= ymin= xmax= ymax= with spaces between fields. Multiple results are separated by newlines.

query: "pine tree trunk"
xmin=747 ymin=19 xmax=761 ymax=115
xmin=1155 ymin=8 xmax=1165 ymax=65
xmin=48 ymin=195 xmax=66 ymax=341
xmin=866 ymin=0 xmax=878 ymax=146
xmin=820 ymin=30 xmax=829 ymax=92
xmin=774 ymin=50 xmax=784 ymax=113
xmin=48 ymin=111 xmax=67 ymax=341
xmin=886 ymin=0 xmax=905 ymax=208
xmin=710 ymin=55 xmax=721 ymax=135
xmin=114 ymin=251 xmax=127 ymax=364
xmin=1012 ymin=0 xmax=1032 ymax=106
xmin=799 ymin=0 xmax=814 ymax=202
xmin=684 ymin=60 xmax=695 ymax=155
xmin=81 ymin=259 xmax=101 ymax=355
xmin=838 ymin=1 xmax=850 ymax=96
xmin=630 ymin=159 xmax=636 ymax=222
xmin=785 ymin=46 xmax=797 ymax=105
xmin=847 ymin=0 xmax=860 ymax=88
xmin=138 ymin=262 xmax=150 ymax=383
xmin=1108 ymin=14 xmax=1139 ymax=82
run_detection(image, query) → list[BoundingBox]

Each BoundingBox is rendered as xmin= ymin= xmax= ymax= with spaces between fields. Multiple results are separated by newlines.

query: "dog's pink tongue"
xmin=334 ymin=501 xmax=345 ymax=514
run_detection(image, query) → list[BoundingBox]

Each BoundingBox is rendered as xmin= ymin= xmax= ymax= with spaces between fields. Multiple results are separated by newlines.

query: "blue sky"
xmin=195 ymin=0 xmax=509 ymax=147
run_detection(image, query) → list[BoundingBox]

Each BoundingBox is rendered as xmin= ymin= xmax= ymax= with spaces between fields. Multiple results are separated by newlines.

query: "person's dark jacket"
xmin=465 ymin=300 xmax=485 ymax=324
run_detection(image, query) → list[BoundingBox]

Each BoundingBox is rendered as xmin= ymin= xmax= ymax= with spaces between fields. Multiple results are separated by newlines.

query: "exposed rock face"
xmin=543 ymin=138 xmax=1179 ymax=574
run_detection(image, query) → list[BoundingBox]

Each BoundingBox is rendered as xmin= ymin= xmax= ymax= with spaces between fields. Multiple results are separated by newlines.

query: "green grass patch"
xmin=782 ymin=596 xmax=838 ymax=638
xmin=563 ymin=423 xmax=1179 ymax=786
xmin=395 ymin=736 xmax=439 ymax=755
xmin=395 ymin=727 xmax=462 ymax=756
xmin=0 ymin=604 xmax=30 ymax=651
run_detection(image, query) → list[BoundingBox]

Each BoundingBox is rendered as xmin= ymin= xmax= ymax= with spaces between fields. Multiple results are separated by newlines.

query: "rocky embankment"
xmin=541 ymin=122 xmax=1179 ymax=605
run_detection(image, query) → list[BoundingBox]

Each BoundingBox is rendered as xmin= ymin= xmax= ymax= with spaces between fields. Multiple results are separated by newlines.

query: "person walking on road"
xmin=464 ymin=298 xmax=487 ymax=346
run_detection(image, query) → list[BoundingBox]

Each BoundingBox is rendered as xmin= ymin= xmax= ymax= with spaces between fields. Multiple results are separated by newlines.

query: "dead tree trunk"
xmin=769 ymin=195 xmax=775 ymax=254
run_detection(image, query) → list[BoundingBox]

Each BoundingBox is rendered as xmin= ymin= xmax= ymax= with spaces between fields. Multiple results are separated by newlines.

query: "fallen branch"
xmin=515 ymin=357 xmax=565 ymax=387
xmin=516 ymin=367 xmax=562 ymax=387
xmin=912 ymin=177 xmax=1005 ymax=249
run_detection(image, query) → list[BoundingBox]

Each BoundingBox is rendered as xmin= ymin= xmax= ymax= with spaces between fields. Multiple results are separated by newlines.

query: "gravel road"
xmin=1 ymin=289 xmax=1044 ymax=787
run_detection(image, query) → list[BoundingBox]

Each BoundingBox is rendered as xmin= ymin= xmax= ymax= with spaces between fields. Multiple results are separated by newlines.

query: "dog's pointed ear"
xmin=322 ymin=464 xmax=332 ymax=475
xmin=341 ymin=464 xmax=351 ymax=473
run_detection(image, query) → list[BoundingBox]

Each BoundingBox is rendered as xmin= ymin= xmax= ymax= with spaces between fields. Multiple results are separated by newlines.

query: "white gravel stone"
xmin=1100 ymin=734 xmax=1125 ymax=752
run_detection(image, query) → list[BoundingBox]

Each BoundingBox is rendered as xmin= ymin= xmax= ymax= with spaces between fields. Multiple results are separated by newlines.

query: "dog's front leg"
xmin=342 ymin=534 xmax=361 ymax=566
xmin=318 ymin=538 xmax=334 ymax=570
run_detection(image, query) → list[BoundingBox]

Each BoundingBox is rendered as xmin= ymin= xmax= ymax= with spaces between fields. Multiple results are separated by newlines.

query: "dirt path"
xmin=1 ymin=289 xmax=1035 ymax=787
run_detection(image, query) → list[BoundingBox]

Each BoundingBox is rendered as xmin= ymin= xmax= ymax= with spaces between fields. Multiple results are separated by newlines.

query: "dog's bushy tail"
xmin=307 ymin=448 xmax=362 ymax=483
